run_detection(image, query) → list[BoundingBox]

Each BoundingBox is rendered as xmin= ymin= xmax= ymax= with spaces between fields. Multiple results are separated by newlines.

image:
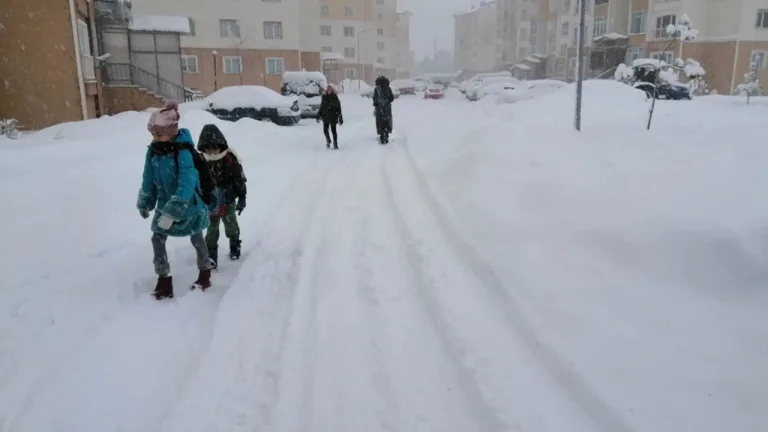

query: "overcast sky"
xmin=399 ymin=0 xmax=475 ymax=60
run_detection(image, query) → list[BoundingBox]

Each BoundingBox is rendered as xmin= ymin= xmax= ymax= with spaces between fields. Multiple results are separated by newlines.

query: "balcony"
xmin=81 ymin=54 xmax=96 ymax=82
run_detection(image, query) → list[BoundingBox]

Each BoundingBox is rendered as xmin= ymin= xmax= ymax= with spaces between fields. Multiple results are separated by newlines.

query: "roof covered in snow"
xmin=512 ymin=64 xmax=532 ymax=70
xmin=524 ymin=56 xmax=541 ymax=63
xmin=593 ymin=32 xmax=628 ymax=41
xmin=320 ymin=52 xmax=344 ymax=61
xmin=129 ymin=14 xmax=192 ymax=34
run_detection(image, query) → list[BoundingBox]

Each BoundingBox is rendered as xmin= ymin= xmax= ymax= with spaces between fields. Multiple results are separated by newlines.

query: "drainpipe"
xmin=729 ymin=0 xmax=744 ymax=93
xmin=88 ymin=0 xmax=105 ymax=117
xmin=68 ymin=0 xmax=88 ymax=120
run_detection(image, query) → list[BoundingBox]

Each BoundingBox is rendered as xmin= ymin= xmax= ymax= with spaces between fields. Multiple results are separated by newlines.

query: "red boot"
xmin=154 ymin=276 xmax=174 ymax=300
xmin=191 ymin=269 xmax=212 ymax=291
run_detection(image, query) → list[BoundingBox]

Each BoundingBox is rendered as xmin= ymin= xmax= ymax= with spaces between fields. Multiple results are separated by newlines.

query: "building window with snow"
xmin=750 ymin=51 xmax=767 ymax=69
xmin=266 ymin=57 xmax=284 ymax=75
xmin=223 ymin=56 xmax=243 ymax=74
xmin=654 ymin=15 xmax=676 ymax=38
xmin=181 ymin=55 xmax=199 ymax=74
xmin=345 ymin=68 xmax=356 ymax=79
xmin=320 ymin=4 xmax=330 ymax=16
xmin=630 ymin=11 xmax=647 ymax=34
xmin=344 ymin=26 xmax=355 ymax=37
xmin=321 ymin=25 xmax=331 ymax=36
xmin=344 ymin=6 xmax=354 ymax=16
xmin=593 ymin=16 xmax=607 ymax=37
xmin=756 ymin=10 xmax=768 ymax=28
xmin=344 ymin=47 xmax=356 ymax=58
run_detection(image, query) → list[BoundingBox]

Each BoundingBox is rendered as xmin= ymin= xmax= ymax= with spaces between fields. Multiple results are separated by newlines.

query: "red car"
xmin=398 ymin=86 xmax=416 ymax=95
xmin=424 ymin=84 xmax=444 ymax=99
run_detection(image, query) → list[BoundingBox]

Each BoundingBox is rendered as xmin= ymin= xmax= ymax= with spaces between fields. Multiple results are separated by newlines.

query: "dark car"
xmin=634 ymin=82 xmax=691 ymax=100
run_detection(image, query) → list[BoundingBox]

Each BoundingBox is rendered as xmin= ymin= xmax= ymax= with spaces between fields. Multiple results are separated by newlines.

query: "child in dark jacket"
xmin=138 ymin=101 xmax=212 ymax=300
xmin=197 ymin=124 xmax=247 ymax=268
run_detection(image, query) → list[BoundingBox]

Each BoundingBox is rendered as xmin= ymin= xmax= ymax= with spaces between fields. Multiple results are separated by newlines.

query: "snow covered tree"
xmin=735 ymin=65 xmax=761 ymax=104
xmin=0 ymin=118 xmax=21 ymax=139
xmin=675 ymin=57 xmax=709 ymax=96
xmin=614 ymin=63 xmax=634 ymax=84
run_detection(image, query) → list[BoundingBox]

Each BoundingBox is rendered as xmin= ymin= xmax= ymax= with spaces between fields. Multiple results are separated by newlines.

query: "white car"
xmin=204 ymin=85 xmax=302 ymax=125
xmin=466 ymin=77 xmax=526 ymax=101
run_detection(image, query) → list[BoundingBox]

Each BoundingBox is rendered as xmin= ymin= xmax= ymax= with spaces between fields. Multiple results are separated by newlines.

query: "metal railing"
xmin=103 ymin=63 xmax=193 ymax=102
xmin=81 ymin=55 xmax=96 ymax=81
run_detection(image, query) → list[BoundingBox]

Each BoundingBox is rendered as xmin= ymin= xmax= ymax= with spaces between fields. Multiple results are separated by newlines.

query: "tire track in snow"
xmin=382 ymin=136 xmax=634 ymax=432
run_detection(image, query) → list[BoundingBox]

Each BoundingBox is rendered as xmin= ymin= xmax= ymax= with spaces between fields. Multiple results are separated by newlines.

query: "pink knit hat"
xmin=147 ymin=100 xmax=180 ymax=137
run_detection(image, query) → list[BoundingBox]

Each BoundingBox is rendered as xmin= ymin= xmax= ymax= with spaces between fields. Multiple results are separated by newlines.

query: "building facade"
xmin=454 ymin=0 xmax=498 ymax=73
xmin=1 ymin=0 xmax=100 ymax=130
xmin=131 ymin=0 xmax=322 ymax=94
xmin=396 ymin=11 xmax=415 ymax=77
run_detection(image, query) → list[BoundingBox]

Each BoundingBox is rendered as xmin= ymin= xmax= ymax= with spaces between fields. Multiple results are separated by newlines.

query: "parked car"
xmin=391 ymin=79 xmax=417 ymax=95
xmin=203 ymin=86 xmax=302 ymax=126
xmin=424 ymin=84 xmax=445 ymax=99
xmin=280 ymin=71 xmax=328 ymax=118
xmin=466 ymin=77 xmax=525 ymax=101
xmin=634 ymin=82 xmax=692 ymax=100
xmin=361 ymin=87 xmax=400 ymax=99
xmin=459 ymin=71 xmax=513 ymax=94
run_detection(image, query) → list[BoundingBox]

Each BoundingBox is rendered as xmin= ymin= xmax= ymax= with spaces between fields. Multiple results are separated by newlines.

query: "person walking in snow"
xmin=137 ymin=100 xmax=212 ymax=300
xmin=372 ymin=75 xmax=395 ymax=144
xmin=316 ymin=85 xmax=344 ymax=149
xmin=197 ymin=124 xmax=247 ymax=268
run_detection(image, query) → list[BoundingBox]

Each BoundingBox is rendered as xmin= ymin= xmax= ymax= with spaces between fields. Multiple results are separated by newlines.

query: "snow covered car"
xmin=465 ymin=77 xmax=524 ymax=101
xmin=203 ymin=86 xmax=302 ymax=126
xmin=460 ymin=71 xmax=513 ymax=95
xmin=280 ymin=71 xmax=328 ymax=119
xmin=424 ymin=84 xmax=445 ymax=99
xmin=390 ymin=79 xmax=417 ymax=95
xmin=634 ymin=82 xmax=692 ymax=100
xmin=475 ymin=79 xmax=528 ymax=100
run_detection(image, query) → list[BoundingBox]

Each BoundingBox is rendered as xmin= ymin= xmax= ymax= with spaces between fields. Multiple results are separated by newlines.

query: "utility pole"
xmin=574 ymin=0 xmax=586 ymax=131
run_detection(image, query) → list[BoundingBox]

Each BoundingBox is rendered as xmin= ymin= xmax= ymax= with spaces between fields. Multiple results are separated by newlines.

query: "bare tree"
xmin=230 ymin=32 xmax=248 ymax=85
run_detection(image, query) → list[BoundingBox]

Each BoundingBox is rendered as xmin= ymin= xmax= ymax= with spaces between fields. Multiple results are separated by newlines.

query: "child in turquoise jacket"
xmin=137 ymin=100 xmax=212 ymax=300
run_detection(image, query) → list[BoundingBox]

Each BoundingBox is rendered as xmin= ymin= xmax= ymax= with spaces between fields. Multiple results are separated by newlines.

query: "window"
xmin=654 ymin=15 xmax=675 ymax=38
xmin=630 ymin=11 xmax=646 ymax=34
xmin=344 ymin=26 xmax=355 ymax=37
xmin=377 ymin=57 xmax=385 ymax=64
xmin=572 ymin=27 xmax=578 ymax=45
xmin=595 ymin=0 xmax=608 ymax=4
xmin=377 ymin=0 xmax=384 ymax=4
xmin=321 ymin=25 xmax=331 ymax=36
xmin=76 ymin=19 xmax=91 ymax=57
xmin=344 ymin=47 xmax=356 ymax=58
xmin=751 ymin=50 xmax=767 ymax=69
xmin=321 ymin=46 xmax=333 ymax=52
xmin=266 ymin=57 xmax=284 ymax=75
xmin=345 ymin=68 xmax=356 ymax=79
xmin=181 ymin=55 xmax=198 ymax=73
xmin=559 ymin=43 xmax=567 ymax=56
xmin=220 ymin=19 xmax=240 ymax=38
xmin=519 ymin=28 xmax=526 ymax=40
xmin=561 ymin=0 xmax=570 ymax=13
xmin=521 ymin=8 xmax=528 ymax=20
xmin=223 ymin=56 xmax=242 ymax=74
xmin=561 ymin=22 xmax=569 ymax=36
xmin=625 ymin=47 xmax=643 ymax=64
xmin=320 ymin=4 xmax=330 ymax=16
xmin=264 ymin=21 xmax=283 ymax=39
xmin=650 ymin=51 xmax=673 ymax=64
xmin=378 ymin=28 xmax=384 ymax=35
xmin=757 ymin=10 xmax=768 ymax=28
xmin=593 ymin=16 xmax=607 ymax=37
xmin=377 ymin=13 xmax=383 ymax=20
xmin=344 ymin=6 xmax=354 ymax=16
xmin=377 ymin=42 xmax=385 ymax=49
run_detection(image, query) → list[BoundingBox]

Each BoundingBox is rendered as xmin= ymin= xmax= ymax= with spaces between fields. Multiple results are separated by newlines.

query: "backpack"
xmin=152 ymin=143 xmax=216 ymax=205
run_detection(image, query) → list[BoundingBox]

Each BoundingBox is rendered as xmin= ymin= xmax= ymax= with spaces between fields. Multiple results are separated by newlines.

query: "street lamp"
xmin=574 ymin=0 xmax=586 ymax=131
xmin=212 ymin=50 xmax=218 ymax=91
xmin=357 ymin=27 xmax=375 ymax=90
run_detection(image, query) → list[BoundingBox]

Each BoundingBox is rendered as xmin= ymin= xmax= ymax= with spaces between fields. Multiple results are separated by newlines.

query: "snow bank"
xmin=204 ymin=86 xmax=297 ymax=110
xmin=129 ymin=14 xmax=192 ymax=34
xmin=341 ymin=79 xmax=372 ymax=93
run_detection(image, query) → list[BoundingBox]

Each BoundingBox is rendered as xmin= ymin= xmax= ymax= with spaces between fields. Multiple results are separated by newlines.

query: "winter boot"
xmin=208 ymin=248 xmax=218 ymax=270
xmin=333 ymin=140 xmax=339 ymax=150
xmin=230 ymin=238 xmax=242 ymax=260
xmin=191 ymin=269 xmax=212 ymax=291
xmin=326 ymin=138 xmax=331 ymax=148
xmin=154 ymin=276 xmax=174 ymax=300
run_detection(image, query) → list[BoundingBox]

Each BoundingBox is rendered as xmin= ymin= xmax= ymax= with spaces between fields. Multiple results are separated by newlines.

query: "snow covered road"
xmin=2 ymin=87 xmax=767 ymax=432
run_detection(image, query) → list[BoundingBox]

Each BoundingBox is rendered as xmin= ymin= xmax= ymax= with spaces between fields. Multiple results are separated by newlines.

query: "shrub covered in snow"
xmin=614 ymin=63 xmax=634 ymax=84
xmin=674 ymin=58 xmax=709 ymax=96
xmin=735 ymin=67 xmax=761 ymax=103
xmin=1 ymin=118 xmax=21 ymax=139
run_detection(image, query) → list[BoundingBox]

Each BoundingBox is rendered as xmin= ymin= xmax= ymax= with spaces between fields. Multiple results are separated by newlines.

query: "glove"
xmin=157 ymin=214 xmax=174 ymax=230
xmin=339 ymin=117 xmax=343 ymax=126
xmin=316 ymin=117 xmax=321 ymax=123
xmin=139 ymin=209 xmax=150 ymax=219
xmin=236 ymin=197 xmax=246 ymax=215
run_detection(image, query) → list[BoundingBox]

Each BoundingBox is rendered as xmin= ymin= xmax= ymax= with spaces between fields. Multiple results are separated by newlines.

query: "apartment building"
xmin=396 ymin=11 xmax=415 ymax=78
xmin=454 ymin=0 xmax=498 ymax=73
xmin=1 ymin=0 xmax=100 ymax=130
xmin=317 ymin=0 xmax=400 ymax=85
xmin=624 ymin=0 xmax=768 ymax=94
xmin=131 ymin=0 xmax=321 ymax=94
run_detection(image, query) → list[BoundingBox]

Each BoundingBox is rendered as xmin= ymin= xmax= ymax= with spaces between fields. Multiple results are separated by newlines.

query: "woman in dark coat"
xmin=316 ymin=85 xmax=344 ymax=149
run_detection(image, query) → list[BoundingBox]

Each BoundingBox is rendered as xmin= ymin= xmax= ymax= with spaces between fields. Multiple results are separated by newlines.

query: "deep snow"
xmin=1 ymin=84 xmax=767 ymax=432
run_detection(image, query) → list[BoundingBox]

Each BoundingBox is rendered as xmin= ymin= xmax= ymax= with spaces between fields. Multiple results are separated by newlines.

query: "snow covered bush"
xmin=675 ymin=58 xmax=709 ymax=96
xmin=1 ymin=118 xmax=21 ymax=139
xmin=614 ymin=63 xmax=634 ymax=84
xmin=735 ymin=67 xmax=761 ymax=103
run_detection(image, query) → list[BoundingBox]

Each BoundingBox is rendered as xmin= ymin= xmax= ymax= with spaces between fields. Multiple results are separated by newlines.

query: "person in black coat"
xmin=373 ymin=75 xmax=395 ymax=144
xmin=316 ymin=85 xmax=343 ymax=149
